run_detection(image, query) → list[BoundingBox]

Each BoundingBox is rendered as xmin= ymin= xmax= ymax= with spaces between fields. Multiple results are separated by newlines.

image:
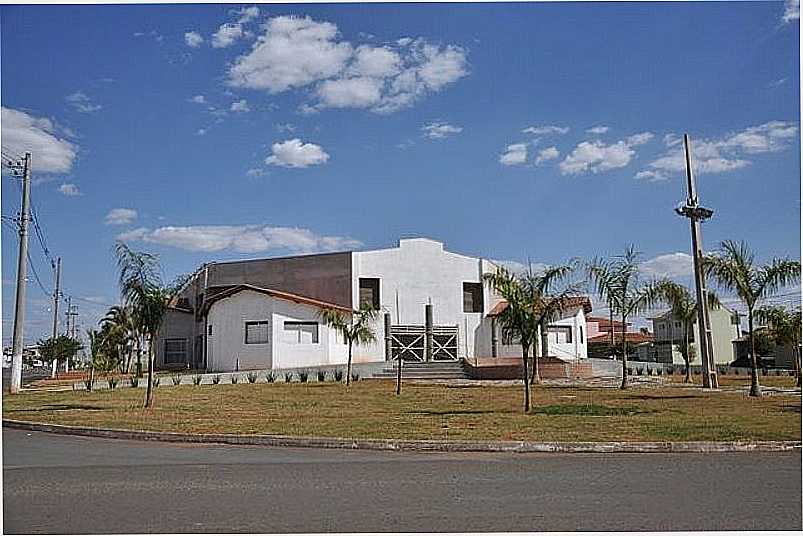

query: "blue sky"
xmin=2 ymin=1 xmax=800 ymax=344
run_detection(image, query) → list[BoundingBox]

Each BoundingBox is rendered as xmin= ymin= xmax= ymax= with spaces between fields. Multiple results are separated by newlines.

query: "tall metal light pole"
xmin=9 ymin=152 xmax=32 ymax=394
xmin=675 ymin=134 xmax=718 ymax=389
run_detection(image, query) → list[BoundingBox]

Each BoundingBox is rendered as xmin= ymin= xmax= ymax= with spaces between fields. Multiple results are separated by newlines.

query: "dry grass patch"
xmin=3 ymin=380 xmax=800 ymax=442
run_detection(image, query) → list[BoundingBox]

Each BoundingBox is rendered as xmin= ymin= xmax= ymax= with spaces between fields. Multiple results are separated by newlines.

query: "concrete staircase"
xmin=370 ymin=360 xmax=470 ymax=380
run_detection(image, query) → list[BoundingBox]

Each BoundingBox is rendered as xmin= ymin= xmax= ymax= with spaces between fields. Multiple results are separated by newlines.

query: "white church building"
xmin=156 ymin=237 xmax=591 ymax=372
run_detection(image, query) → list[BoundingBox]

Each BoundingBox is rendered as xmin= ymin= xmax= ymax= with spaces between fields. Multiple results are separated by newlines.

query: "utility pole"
xmin=65 ymin=300 xmax=79 ymax=374
xmin=9 ymin=152 xmax=31 ymax=394
xmin=52 ymin=257 xmax=61 ymax=338
xmin=675 ymin=134 xmax=718 ymax=389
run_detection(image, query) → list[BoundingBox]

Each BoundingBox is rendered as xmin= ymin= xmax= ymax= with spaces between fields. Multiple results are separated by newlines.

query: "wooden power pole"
xmin=676 ymin=134 xmax=718 ymax=389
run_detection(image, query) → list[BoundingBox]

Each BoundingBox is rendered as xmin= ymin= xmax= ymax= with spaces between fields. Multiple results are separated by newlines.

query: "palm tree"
xmin=587 ymin=246 xmax=668 ymax=389
xmin=522 ymin=263 xmax=582 ymax=385
xmin=652 ymin=281 xmax=720 ymax=383
xmin=37 ymin=335 xmax=82 ymax=379
xmin=320 ymin=308 xmax=377 ymax=386
xmin=484 ymin=267 xmax=538 ymax=411
xmin=755 ymin=305 xmax=802 ymax=388
xmin=114 ymin=241 xmax=169 ymax=408
xmin=86 ymin=328 xmax=102 ymax=391
xmin=703 ymin=240 xmax=800 ymax=397
xmin=101 ymin=305 xmax=136 ymax=373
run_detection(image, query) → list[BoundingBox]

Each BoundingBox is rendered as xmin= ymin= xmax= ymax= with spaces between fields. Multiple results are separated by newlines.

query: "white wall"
xmin=352 ymin=238 xmax=496 ymax=359
xmin=206 ymin=290 xmax=349 ymax=371
xmin=477 ymin=307 xmax=588 ymax=360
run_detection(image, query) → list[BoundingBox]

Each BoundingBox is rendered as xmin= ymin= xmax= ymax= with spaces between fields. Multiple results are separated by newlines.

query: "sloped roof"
xmin=201 ymin=284 xmax=353 ymax=315
xmin=588 ymin=331 xmax=654 ymax=344
xmin=487 ymin=296 xmax=593 ymax=317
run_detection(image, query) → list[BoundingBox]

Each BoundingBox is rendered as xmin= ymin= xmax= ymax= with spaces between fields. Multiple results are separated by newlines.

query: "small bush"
xmin=129 ymin=376 xmax=139 ymax=388
xmin=212 ymin=374 xmax=221 ymax=385
xmin=734 ymin=368 xmax=739 ymax=375
xmin=626 ymin=367 xmax=633 ymax=376
xmin=636 ymin=367 xmax=643 ymax=376
xmin=656 ymin=368 xmax=662 ymax=376
xmin=645 ymin=368 xmax=652 ymax=376
xmin=171 ymin=374 xmax=182 ymax=386
xmin=761 ymin=368 xmax=768 ymax=376
xmin=666 ymin=366 xmax=674 ymax=375
xmin=351 ymin=371 xmax=360 ymax=382
xmin=193 ymin=374 xmax=203 ymax=386
xmin=284 ymin=371 xmax=294 ymax=383
xmin=265 ymin=371 xmax=276 ymax=383
xmin=298 ymin=370 xmax=309 ymax=383
xmin=334 ymin=369 xmax=344 ymax=382
xmin=153 ymin=376 xmax=161 ymax=387
xmin=231 ymin=375 xmax=239 ymax=384
xmin=108 ymin=377 xmax=119 ymax=389
xmin=247 ymin=372 xmax=258 ymax=383
xmin=692 ymin=368 xmax=699 ymax=375
xmin=84 ymin=378 xmax=94 ymax=391
xmin=317 ymin=370 xmax=326 ymax=382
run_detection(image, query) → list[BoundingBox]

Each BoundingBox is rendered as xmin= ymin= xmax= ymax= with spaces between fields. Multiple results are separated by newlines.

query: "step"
xmin=371 ymin=373 xmax=470 ymax=380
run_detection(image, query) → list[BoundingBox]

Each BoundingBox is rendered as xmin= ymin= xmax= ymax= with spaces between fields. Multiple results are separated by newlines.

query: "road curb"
xmin=3 ymin=419 xmax=801 ymax=453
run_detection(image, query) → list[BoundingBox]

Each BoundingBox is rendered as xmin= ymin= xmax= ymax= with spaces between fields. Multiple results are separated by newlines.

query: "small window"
xmin=164 ymin=338 xmax=188 ymax=364
xmin=463 ymin=282 xmax=483 ymax=313
xmin=359 ymin=278 xmax=380 ymax=310
xmin=548 ymin=325 xmax=573 ymax=344
xmin=674 ymin=321 xmax=681 ymax=329
xmin=283 ymin=321 xmax=319 ymax=344
xmin=579 ymin=326 xmax=584 ymax=344
xmin=245 ymin=321 xmax=269 ymax=344
xmin=207 ymin=324 xmax=213 ymax=336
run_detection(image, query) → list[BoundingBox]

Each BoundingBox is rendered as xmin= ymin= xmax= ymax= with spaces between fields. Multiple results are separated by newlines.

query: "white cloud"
xmin=184 ymin=31 xmax=204 ymax=48
xmin=783 ymin=0 xmax=800 ymax=23
xmin=421 ymin=121 xmax=462 ymax=139
xmin=521 ymin=125 xmax=569 ymax=136
xmin=212 ymin=23 xmax=245 ymax=48
xmin=65 ymin=91 xmax=102 ymax=113
xmin=117 ymin=224 xmax=362 ymax=254
xmin=275 ymin=123 xmax=296 ymax=133
xmin=559 ymin=140 xmax=634 ymax=175
xmin=1 ymin=107 xmax=77 ymax=173
xmin=235 ymin=6 xmax=260 ymax=24
xmin=196 ymin=128 xmax=207 ymax=136
xmin=230 ymin=99 xmax=250 ymax=112
xmin=227 ymin=15 xmax=468 ymax=114
xmin=246 ymin=167 xmax=265 ymax=177
xmin=228 ymin=16 xmax=352 ymax=92
xmin=535 ymin=146 xmax=560 ymax=165
xmin=587 ymin=126 xmax=609 ymax=135
xmin=265 ymin=138 xmax=329 ymax=168
xmin=492 ymin=259 xmax=549 ymax=275
xmin=189 ymin=95 xmax=207 ymax=104
xmin=499 ymin=143 xmax=528 ymax=166
xmin=105 ymin=208 xmax=138 ymax=225
xmin=640 ymin=252 xmax=693 ymax=279
xmin=638 ymin=121 xmax=798 ymax=181
xmin=58 ymin=183 xmax=80 ymax=196
xmin=626 ymin=132 xmax=654 ymax=146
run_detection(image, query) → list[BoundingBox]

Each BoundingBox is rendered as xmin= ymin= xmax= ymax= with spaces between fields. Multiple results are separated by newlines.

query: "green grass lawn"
xmin=3 ymin=379 xmax=800 ymax=442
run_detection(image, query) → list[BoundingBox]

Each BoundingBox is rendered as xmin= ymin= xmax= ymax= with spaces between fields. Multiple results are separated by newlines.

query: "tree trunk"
xmin=609 ymin=302 xmax=614 ymax=351
xmin=144 ymin=343 xmax=155 ymax=408
xmin=620 ymin=313 xmax=628 ymax=389
xmin=346 ymin=342 xmax=353 ymax=386
xmin=530 ymin=329 xmax=541 ymax=385
xmin=795 ymin=346 xmax=801 ymax=389
xmin=89 ymin=365 xmax=95 ymax=392
xmin=521 ymin=342 xmax=531 ymax=412
xmin=51 ymin=358 xmax=57 ymax=379
xmin=747 ymin=308 xmax=761 ymax=397
xmin=684 ymin=322 xmax=691 ymax=383
xmin=136 ymin=337 xmax=143 ymax=378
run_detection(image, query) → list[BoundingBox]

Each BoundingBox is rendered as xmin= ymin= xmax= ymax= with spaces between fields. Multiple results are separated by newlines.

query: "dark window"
xmin=359 ymin=278 xmax=380 ymax=310
xmin=463 ymin=282 xmax=484 ymax=313
xmin=579 ymin=326 xmax=584 ymax=343
xmin=245 ymin=321 xmax=269 ymax=344
xmin=208 ymin=324 xmax=213 ymax=336
xmin=548 ymin=325 xmax=573 ymax=344
xmin=164 ymin=338 xmax=188 ymax=364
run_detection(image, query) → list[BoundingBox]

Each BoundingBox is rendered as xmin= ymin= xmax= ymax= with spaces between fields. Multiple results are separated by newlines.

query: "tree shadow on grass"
xmin=6 ymin=404 xmax=105 ymax=412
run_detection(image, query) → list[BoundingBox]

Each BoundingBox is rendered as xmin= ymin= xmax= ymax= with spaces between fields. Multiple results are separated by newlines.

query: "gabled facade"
xmin=644 ymin=305 xmax=741 ymax=365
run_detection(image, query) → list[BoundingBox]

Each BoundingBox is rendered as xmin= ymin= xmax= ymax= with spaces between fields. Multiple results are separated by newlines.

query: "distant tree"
xmin=755 ymin=305 xmax=802 ymax=388
xmin=37 ymin=335 xmax=82 ymax=378
xmin=587 ymin=246 xmax=669 ymax=389
xmin=320 ymin=308 xmax=377 ymax=386
xmin=703 ymin=240 xmax=800 ymax=397
xmin=484 ymin=267 xmax=538 ymax=411
xmin=101 ymin=305 xmax=136 ymax=373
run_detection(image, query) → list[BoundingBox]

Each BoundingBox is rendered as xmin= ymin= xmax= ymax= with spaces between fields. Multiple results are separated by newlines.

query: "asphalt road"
xmin=3 ymin=428 xmax=801 ymax=533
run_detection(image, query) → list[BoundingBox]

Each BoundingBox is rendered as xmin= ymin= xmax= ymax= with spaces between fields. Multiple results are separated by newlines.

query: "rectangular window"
xmin=283 ymin=321 xmax=319 ymax=344
xmin=463 ymin=282 xmax=484 ymax=313
xmin=245 ymin=321 xmax=269 ymax=344
xmin=164 ymin=338 xmax=188 ymax=364
xmin=548 ymin=325 xmax=573 ymax=344
xmin=359 ymin=278 xmax=380 ymax=310
xmin=579 ymin=326 xmax=584 ymax=344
